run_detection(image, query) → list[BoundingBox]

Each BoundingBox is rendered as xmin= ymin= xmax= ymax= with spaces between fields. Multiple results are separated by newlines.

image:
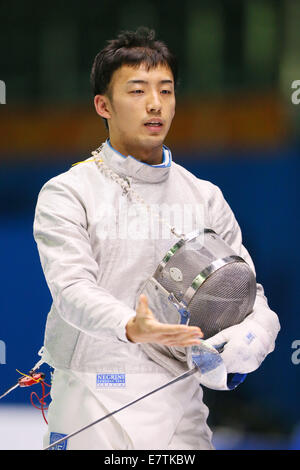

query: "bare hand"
xmin=126 ymin=294 xmax=203 ymax=346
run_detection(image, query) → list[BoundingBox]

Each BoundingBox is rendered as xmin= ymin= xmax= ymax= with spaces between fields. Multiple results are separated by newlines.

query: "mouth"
xmin=144 ymin=120 xmax=163 ymax=133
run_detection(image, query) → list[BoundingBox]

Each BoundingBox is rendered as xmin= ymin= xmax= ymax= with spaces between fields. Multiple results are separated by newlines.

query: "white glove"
xmin=204 ymin=318 xmax=277 ymax=374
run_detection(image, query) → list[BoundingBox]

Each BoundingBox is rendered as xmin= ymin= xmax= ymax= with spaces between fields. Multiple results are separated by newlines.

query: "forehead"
xmin=109 ymin=63 xmax=174 ymax=89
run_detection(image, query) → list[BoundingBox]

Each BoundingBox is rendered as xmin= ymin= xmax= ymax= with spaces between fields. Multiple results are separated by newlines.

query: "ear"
xmin=94 ymin=95 xmax=112 ymax=120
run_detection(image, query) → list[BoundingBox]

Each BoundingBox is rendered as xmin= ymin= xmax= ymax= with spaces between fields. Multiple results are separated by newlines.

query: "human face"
xmin=94 ymin=63 xmax=176 ymax=165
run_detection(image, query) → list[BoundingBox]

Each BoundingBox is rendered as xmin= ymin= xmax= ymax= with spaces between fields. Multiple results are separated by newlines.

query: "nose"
xmin=146 ymin=90 xmax=162 ymax=114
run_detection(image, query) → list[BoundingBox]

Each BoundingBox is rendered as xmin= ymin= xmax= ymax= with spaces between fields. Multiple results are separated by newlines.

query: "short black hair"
xmin=90 ymin=26 xmax=178 ymax=130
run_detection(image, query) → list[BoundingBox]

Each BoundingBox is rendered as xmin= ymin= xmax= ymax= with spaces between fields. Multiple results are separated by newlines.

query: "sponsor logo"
xmin=96 ymin=373 xmax=126 ymax=388
xmin=49 ymin=432 xmax=68 ymax=450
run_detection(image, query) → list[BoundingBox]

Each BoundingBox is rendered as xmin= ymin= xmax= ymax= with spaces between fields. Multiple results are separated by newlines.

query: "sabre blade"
xmin=0 ymin=383 xmax=19 ymax=400
xmin=43 ymin=366 xmax=198 ymax=450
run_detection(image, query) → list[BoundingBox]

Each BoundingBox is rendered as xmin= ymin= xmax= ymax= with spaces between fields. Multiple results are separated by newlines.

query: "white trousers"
xmin=44 ymin=369 xmax=214 ymax=450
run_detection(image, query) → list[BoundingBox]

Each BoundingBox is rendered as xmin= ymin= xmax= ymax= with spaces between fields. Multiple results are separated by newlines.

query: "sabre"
xmin=44 ymin=340 xmax=228 ymax=450
xmin=43 ymin=366 xmax=198 ymax=450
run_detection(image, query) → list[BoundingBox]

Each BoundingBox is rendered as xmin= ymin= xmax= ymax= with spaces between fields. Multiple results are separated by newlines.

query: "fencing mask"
xmin=137 ymin=228 xmax=257 ymax=390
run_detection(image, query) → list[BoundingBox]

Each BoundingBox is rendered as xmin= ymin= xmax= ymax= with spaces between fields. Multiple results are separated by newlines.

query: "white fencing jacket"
xmin=33 ymin=139 xmax=280 ymax=379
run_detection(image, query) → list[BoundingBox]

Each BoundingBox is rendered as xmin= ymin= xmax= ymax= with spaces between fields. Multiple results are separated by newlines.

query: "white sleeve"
xmin=33 ymin=175 xmax=136 ymax=342
xmin=208 ymin=184 xmax=280 ymax=350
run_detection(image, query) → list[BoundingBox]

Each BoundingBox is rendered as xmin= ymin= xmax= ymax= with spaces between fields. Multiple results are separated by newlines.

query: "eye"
xmin=161 ymin=90 xmax=172 ymax=95
xmin=131 ymin=90 xmax=144 ymax=94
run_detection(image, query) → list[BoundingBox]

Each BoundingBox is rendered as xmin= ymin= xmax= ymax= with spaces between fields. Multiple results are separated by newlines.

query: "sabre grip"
xmin=18 ymin=372 xmax=45 ymax=387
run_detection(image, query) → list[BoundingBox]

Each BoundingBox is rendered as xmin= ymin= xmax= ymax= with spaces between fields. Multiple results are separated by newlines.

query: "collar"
xmin=100 ymin=138 xmax=172 ymax=183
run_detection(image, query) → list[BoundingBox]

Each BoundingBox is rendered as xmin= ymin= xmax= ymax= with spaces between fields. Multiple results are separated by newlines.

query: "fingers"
xmin=152 ymin=322 xmax=202 ymax=336
xmin=154 ymin=329 xmax=203 ymax=347
xmin=148 ymin=320 xmax=203 ymax=339
xmin=134 ymin=294 xmax=204 ymax=346
xmin=163 ymin=339 xmax=202 ymax=347
xmin=136 ymin=294 xmax=151 ymax=316
xmin=138 ymin=294 xmax=148 ymax=307
xmin=141 ymin=320 xmax=204 ymax=346
xmin=158 ymin=332 xmax=203 ymax=347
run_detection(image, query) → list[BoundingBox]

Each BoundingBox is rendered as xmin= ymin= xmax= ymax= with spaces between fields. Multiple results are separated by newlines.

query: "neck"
xmin=108 ymin=137 xmax=163 ymax=165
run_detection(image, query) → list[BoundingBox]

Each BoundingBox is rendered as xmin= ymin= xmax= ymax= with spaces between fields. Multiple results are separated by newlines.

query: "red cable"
xmin=30 ymin=380 xmax=51 ymax=425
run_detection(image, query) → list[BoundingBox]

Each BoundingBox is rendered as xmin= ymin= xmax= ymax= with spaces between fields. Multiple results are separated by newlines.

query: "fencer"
xmin=33 ymin=27 xmax=280 ymax=450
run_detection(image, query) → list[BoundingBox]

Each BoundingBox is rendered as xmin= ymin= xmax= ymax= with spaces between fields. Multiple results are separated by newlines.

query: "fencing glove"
xmin=204 ymin=316 xmax=278 ymax=375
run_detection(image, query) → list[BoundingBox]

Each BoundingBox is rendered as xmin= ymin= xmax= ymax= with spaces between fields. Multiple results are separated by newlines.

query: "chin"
xmin=142 ymin=134 xmax=165 ymax=147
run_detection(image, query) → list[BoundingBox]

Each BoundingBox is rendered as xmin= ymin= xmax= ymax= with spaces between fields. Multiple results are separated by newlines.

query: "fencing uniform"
xmin=33 ymin=139 xmax=280 ymax=450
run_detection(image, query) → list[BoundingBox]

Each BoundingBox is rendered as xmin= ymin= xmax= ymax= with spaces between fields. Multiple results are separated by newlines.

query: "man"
xmin=33 ymin=27 xmax=280 ymax=450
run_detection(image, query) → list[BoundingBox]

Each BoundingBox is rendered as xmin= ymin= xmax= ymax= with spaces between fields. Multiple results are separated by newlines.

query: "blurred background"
xmin=0 ymin=0 xmax=299 ymax=450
